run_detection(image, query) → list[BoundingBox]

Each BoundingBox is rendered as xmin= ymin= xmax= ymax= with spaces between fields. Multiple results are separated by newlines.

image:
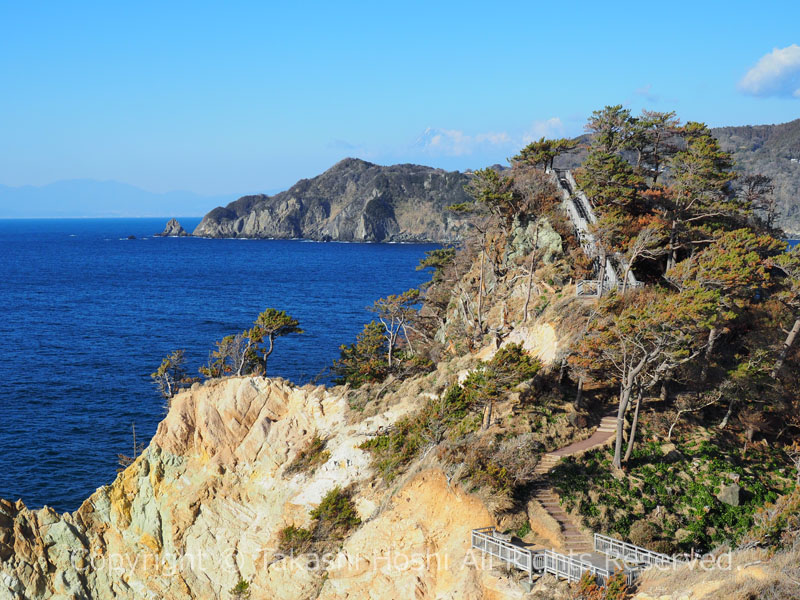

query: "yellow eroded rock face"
xmin=2 ymin=375 xmax=788 ymax=600
xmin=0 ymin=376 xmax=515 ymax=600
xmin=320 ymin=469 xmax=495 ymax=600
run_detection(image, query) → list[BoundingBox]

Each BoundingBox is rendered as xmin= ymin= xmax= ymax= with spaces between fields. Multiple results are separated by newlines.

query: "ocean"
xmin=0 ymin=219 xmax=437 ymax=513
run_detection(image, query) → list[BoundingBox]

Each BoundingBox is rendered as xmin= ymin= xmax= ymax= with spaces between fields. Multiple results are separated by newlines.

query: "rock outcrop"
xmin=156 ymin=218 xmax=190 ymax=237
xmin=0 ymin=375 xmax=511 ymax=599
xmin=193 ymin=158 xmax=473 ymax=242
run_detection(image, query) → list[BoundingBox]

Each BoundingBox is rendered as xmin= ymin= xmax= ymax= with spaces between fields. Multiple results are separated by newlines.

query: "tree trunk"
xmin=263 ymin=334 xmax=275 ymax=375
xmin=666 ymin=220 xmax=678 ymax=273
xmin=237 ymin=338 xmax=253 ymax=376
xmin=623 ymin=388 xmax=643 ymax=463
xmin=401 ymin=322 xmax=414 ymax=356
xmin=667 ymin=414 xmax=681 ymax=442
xmin=598 ymin=249 xmax=607 ymax=296
xmin=772 ymin=317 xmax=800 ymax=378
xmin=621 ymin=262 xmax=631 ymax=295
xmin=387 ymin=329 xmax=396 ymax=369
xmin=477 ymin=247 xmax=485 ymax=334
xmin=612 ymin=383 xmax=632 ymax=469
xmin=558 ymin=357 xmax=568 ymax=387
xmin=719 ymin=397 xmax=737 ymax=429
xmin=700 ymin=327 xmax=719 ymax=382
xmin=482 ymin=400 xmax=493 ymax=430
xmin=522 ymin=224 xmax=540 ymax=322
xmin=574 ymin=377 xmax=584 ymax=410
xmin=660 ymin=377 xmax=670 ymax=403
xmin=613 ymin=357 xmax=647 ymax=468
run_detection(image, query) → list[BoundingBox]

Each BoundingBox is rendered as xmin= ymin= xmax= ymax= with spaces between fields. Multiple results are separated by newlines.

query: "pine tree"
xmin=665 ymin=121 xmax=740 ymax=269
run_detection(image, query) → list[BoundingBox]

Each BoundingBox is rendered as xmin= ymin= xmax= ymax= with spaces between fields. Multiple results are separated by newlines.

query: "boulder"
xmin=660 ymin=443 xmax=685 ymax=462
xmin=717 ymin=483 xmax=742 ymax=506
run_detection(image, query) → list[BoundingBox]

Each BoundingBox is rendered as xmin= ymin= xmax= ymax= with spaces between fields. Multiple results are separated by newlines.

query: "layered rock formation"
xmin=0 ymin=374 xmax=512 ymax=599
xmin=1 ymin=375 xmax=786 ymax=600
xmin=193 ymin=158 xmax=472 ymax=242
xmin=155 ymin=219 xmax=190 ymax=237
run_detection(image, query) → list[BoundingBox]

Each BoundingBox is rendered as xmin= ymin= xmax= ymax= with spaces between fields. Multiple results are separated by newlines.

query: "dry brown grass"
xmin=635 ymin=547 xmax=800 ymax=599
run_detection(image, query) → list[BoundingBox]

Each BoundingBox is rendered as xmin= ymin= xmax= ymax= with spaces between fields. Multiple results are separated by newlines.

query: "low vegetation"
xmin=229 ymin=579 xmax=251 ymax=600
xmin=548 ymin=427 xmax=793 ymax=552
xmin=359 ymin=344 xmax=542 ymax=484
xmin=285 ymin=436 xmax=330 ymax=476
xmin=576 ymin=569 xmax=629 ymax=600
xmin=343 ymin=102 xmax=800 ymax=571
xmin=277 ymin=486 xmax=361 ymax=555
xmin=153 ymin=101 xmax=799 ymax=587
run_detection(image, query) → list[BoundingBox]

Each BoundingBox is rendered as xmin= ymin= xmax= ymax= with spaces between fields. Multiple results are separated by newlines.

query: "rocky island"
xmin=155 ymin=218 xmax=190 ymax=237
xmin=193 ymin=158 xmax=473 ymax=242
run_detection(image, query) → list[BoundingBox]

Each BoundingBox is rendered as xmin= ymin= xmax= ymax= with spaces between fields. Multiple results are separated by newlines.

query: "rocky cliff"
xmin=2 ymin=200 xmax=795 ymax=599
xmin=0 ymin=374 xmax=513 ymax=600
xmin=2 ymin=375 xmax=790 ymax=600
xmin=193 ymin=158 xmax=473 ymax=242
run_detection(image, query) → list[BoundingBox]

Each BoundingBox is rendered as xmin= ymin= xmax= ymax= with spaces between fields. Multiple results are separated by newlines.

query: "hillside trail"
xmin=530 ymin=414 xmax=618 ymax=553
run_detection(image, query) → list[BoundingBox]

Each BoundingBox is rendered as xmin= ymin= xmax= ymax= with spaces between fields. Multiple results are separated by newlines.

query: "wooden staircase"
xmin=530 ymin=415 xmax=618 ymax=553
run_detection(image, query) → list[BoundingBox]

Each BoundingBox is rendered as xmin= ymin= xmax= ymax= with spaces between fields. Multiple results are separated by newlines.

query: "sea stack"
xmin=157 ymin=218 xmax=190 ymax=237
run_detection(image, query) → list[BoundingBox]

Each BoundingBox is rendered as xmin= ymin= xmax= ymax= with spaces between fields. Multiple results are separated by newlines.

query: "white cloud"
xmin=521 ymin=118 xmax=565 ymax=144
xmin=416 ymin=118 xmax=564 ymax=157
xmin=738 ymin=44 xmax=800 ymax=98
xmin=415 ymin=127 xmax=510 ymax=156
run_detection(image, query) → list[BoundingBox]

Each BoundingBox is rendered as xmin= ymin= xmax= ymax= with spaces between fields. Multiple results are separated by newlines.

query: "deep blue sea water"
xmin=0 ymin=219 xmax=437 ymax=513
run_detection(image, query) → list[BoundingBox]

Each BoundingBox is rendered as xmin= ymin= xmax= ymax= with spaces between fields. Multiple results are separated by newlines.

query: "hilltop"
xmin=196 ymin=120 xmax=800 ymax=241
xmin=193 ymin=158 xmax=473 ymax=242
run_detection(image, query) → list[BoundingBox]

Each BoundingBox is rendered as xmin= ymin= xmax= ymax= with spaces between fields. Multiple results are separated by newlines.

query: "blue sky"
xmin=1 ymin=0 xmax=799 ymax=197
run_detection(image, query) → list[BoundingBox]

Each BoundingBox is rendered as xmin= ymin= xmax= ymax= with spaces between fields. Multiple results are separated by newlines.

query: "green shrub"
xmin=310 ymin=487 xmax=361 ymax=537
xmin=285 ymin=436 xmax=330 ymax=476
xmin=487 ymin=343 xmax=541 ymax=386
xmin=604 ymin=570 xmax=630 ymax=600
xmin=278 ymin=487 xmax=362 ymax=555
xmin=360 ymin=383 xmax=474 ymax=482
xmin=332 ymin=321 xmax=389 ymax=387
xmin=628 ymin=520 xmax=657 ymax=548
xmin=515 ymin=520 xmax=532 ymax=538
xmin=277 ymin=525 xmax=313 ymax=554
xmin=577 ymin=571 xmax=601 ymax=600
xmin=229 ymin=579 xmax=251 ymax=599
xmin=360 ymin=346 xmax=543 ymax=485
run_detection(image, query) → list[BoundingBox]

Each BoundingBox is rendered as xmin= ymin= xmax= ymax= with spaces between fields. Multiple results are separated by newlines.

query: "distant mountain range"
xmin=713 ymin=119 xmax=800 ymax=235
xmin=0 ymin=179 xmax=237 ymax=218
